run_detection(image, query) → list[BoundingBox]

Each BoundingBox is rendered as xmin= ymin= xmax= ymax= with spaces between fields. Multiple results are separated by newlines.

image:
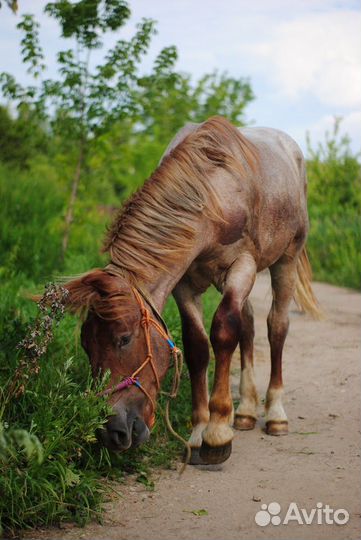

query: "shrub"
xmin=306 ymin=120 xmax=361 ymax=289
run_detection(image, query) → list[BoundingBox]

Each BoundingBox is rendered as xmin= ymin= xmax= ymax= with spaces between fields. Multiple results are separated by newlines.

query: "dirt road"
xmin=29 ymin=274 xmax=361 ymax=540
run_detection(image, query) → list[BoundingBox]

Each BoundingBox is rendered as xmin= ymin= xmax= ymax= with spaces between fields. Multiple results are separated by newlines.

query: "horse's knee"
xmin=210 ymin=297 xmax=241 ymax=353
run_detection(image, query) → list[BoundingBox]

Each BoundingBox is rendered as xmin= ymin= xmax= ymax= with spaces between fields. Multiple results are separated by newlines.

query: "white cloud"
xmin=249 ymin=10 xmax=361 ymax=108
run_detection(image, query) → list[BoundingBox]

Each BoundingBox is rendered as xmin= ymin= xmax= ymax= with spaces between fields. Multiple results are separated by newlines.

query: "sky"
xmin=1 ymin=0 xmax=360 ymax=154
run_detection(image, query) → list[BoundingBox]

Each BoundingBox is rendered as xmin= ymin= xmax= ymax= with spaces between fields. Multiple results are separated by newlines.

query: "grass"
xmin=307 ymin=209 xmax=361 ymax=289
xmin=0 ymin=269 xmax=220 ymax=536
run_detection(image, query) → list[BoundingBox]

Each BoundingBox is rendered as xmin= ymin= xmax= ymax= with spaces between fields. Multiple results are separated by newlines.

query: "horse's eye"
xmin=118 ymin=334 xmax=131 ymax=348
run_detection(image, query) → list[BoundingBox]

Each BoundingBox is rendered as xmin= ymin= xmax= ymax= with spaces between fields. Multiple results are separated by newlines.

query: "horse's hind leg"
xmin=200 ymin=253 xmax=257 ymax=464
xmin=173 ymin=281 xmax=210 ymax=465
xmin=234 ymin=299 xmax=259 ymax=430
xmin=265 ymin=256 xmax=298 ymax=436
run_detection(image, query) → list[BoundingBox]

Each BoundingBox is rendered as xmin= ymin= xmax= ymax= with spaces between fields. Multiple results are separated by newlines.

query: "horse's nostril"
xmin=132 ymin=417 xmax=139 ymax=435
xmin=131 ymin=417 xmax=150 ymax=447
xmin=101 ymin=410 xmax=149 ymax=451
xmin=109 ymin=427 xmax=131 ymax=449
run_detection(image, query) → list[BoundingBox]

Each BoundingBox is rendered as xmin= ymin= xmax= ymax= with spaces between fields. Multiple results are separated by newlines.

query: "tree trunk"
xmin=61 ymin=144 xmax=84 ymax=261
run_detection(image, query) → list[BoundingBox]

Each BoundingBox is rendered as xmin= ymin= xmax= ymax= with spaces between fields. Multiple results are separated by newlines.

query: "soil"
xmin=26 ymin=273 xmax=361 ymax=540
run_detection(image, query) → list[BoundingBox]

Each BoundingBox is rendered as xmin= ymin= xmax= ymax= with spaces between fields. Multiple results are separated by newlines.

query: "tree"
xmin=136 ymin=59 xmax=254 ymax=145
xmin=306 ymin=118 xmax=361 ymax=211
xmin=87 ymin=70 xmax=255 ymax=200
xmin=0 ymin=104 xmax=47 ymax=167
xmin=1 ymin=1 xmax=159 ymax=258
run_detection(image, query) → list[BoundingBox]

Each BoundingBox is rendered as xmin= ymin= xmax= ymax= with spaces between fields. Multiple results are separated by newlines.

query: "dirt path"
xmin=28 ymin=274 xmax=361 ymax=540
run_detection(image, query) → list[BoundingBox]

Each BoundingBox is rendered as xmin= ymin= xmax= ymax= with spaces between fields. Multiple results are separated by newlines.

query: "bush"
xmin=306 ymin=120 xmax=361 ymax=289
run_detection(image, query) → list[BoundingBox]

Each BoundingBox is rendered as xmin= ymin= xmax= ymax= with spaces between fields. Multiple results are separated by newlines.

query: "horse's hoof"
xmin=234 ymin=414 xmax=256 ymax=431
xmin=265 ymin=420 xmax=288 ymax=436
xmin=199 ymin=440 xmax=232 ymax=464
xmin=182 ymin=447 xmax=205 ymax=465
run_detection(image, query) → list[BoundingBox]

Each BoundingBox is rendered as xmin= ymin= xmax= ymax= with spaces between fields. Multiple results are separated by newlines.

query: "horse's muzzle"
xmin=97 ymin=405 xmax=150 ymax=452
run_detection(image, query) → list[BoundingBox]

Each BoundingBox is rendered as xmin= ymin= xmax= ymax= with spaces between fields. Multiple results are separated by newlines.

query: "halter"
xmin=98 ymin=287 xmax=181 ymax=427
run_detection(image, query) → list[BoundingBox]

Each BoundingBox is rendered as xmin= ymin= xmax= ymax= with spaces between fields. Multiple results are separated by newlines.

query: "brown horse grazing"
xmin=62 ymin=116 xmax=320 ymax=465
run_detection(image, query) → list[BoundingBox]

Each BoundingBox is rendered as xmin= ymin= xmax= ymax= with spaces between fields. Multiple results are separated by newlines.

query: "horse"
xmin=61 ymin=116 xmax=320 ymax=465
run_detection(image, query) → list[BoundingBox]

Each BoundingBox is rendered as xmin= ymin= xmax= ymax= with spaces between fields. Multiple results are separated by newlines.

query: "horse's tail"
xmin=294 ymin=248 xmax=323 ymax=319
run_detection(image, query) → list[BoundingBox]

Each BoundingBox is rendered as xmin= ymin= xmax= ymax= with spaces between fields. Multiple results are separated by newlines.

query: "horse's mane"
xmin=103 ymin=116 xmax=258 ymax=283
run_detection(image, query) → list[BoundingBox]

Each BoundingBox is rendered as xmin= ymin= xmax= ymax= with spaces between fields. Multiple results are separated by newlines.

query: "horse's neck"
xmin=144 ymin=260 xmax=191 ymax=313
xmin=142 ymin=241 xmax=204 ymax=313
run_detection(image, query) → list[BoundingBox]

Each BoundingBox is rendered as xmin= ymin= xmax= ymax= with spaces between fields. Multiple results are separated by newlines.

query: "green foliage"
xmin=307 ymin=212 xmax=361 ymax=288
xmin=18 ymin=13 xmax=45 ymax=78
xmin=1 ymin=7 xmax=159 ymax=138
xmin=0 ymin=162 xmax=65 ymax=279
xmin=0 ymin=275 xmax=107 ymax=532
xmin=306 ymin=119 xmax=361 ymax=289
xmin=45 ymin=0 xmax=131 ymax=48
xmin=0 ymin=105 xmax=48 ymax=167
xmin=137 ymin=66 xmax=254 ymax=145
xmin=0 ymin=423 xmax=43 ymax=465
xmin=0 ymin=368 xmax=112 ymax=531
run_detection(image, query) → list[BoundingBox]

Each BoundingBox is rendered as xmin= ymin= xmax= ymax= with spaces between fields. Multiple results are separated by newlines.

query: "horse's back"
xmin=163 ymin=122 xmax=307 ymax=195
xmin=240 ymin=126 xmax=307 ymax=193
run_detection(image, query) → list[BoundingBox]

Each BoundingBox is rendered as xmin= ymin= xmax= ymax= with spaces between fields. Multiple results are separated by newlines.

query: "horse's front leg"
xmin=173 ymin=282 xmax=210 ymax=465
xmin=200 ymin=254 xmax=257 ymax=464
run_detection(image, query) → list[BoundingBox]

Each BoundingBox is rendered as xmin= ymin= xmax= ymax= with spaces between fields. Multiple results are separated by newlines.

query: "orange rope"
xmin=129 ymin=287 xmax=179 ymax=418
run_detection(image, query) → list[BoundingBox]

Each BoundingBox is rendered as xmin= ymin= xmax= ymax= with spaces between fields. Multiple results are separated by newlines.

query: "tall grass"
xmin=0 ymin=275 xmax=110 ymax=533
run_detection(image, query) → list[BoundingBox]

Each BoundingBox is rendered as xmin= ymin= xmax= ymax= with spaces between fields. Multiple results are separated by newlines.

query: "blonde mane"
xmin=103 ymin=116 xmax=258 ymax=283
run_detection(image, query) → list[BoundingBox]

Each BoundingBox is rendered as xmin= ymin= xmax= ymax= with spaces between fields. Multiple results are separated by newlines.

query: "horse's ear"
xmin=27 ymin=276 xmax=100 ymax=316
xmin=31 ymin=269 xmax=126 ymax=316
xmin=62 ymin=269 xmax=107 ymax=314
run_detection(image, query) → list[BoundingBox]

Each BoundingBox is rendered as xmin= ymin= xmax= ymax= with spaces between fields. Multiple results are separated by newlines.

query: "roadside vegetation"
xmin=306 ymin=119 xmax=361 ymax=289
xmin=0 ymin=1 xmax=359 ymax=535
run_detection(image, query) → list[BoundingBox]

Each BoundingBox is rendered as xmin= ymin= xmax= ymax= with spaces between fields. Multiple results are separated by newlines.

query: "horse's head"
xmin=64 ymin=269 xmax=171 ymax=452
